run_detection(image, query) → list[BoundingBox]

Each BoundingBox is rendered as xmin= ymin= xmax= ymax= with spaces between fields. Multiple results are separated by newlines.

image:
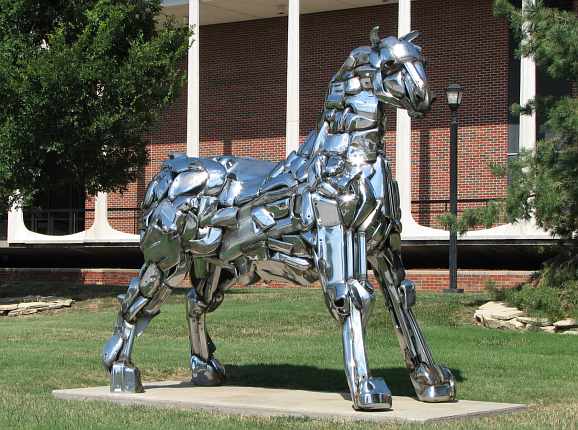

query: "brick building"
xmin=3 ymin=0 xmax=576 ymax=290
xmin=92 ymin=0 xmax=576 ymax=233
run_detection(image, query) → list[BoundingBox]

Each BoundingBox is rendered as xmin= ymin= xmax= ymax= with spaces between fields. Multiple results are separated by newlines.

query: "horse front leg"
xmin=316 ymin=223 xmax=391 ymax=411
xmin=368 ymin=237 xmax=456 ymax=403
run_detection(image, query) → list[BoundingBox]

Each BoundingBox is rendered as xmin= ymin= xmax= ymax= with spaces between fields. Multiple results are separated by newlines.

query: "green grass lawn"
xmin=0 ymin=284 xmax=577 ymax=429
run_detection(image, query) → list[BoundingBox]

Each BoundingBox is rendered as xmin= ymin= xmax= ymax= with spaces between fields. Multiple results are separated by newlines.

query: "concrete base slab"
xmin=53 ymin=380 xmax=527 ymax=423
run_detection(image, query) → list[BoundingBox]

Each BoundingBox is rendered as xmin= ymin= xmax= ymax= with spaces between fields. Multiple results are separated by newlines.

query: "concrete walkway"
xmin=53 ymin=381 xmax=527 ymax=423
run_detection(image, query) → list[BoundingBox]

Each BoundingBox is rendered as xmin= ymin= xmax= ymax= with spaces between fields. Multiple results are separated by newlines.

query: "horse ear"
xmin=370 ymin=26 xmax=381 ymax=47
xmin=401 ymin=30 xmax=420 ymax=43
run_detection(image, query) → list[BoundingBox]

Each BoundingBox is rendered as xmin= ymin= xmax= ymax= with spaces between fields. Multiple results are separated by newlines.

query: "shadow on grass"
xmin=222 ymin=364 xmax=464 ymax=397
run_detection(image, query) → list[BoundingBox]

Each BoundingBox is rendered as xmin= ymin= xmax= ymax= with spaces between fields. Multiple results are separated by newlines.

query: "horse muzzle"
xmin=411 ymin=87 xmax=434 ymax=117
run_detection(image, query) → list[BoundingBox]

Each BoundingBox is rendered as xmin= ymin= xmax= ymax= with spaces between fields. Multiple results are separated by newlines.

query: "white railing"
xmin=7 ymin=192 xmax=139 ymax=244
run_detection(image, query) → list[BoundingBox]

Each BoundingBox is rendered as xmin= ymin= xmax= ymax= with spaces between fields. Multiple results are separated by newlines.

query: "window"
xmin=23 ymin=185 xmax=86 ymax=236
xmin=537 ymin=0 xmax=574 ymax=140
xmin=507 ymin=0 xmax=574 ymax=162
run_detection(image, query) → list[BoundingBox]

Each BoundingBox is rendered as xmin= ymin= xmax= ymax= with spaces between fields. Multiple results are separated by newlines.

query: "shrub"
xmin=504 ymin=257 xmax=578 ymax=321
xmin=484 ymin=280 xmax=507 ymax=302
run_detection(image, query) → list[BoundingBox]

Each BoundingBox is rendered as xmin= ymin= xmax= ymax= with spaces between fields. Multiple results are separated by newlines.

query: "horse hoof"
xmin=110 ymin=362 xmax=144 ymax=393
xmin=411 ymin=364 xmax=456 ymax=402
xmin=354 ymin=377 xmax=392 ymax=411
xmin=190 ymin=355 xmax=226 ymax=386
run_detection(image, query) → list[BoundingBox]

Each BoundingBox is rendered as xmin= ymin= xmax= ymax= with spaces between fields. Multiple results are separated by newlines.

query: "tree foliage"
xmin=497 ymin=0 xmax=578 ymax=239
xmin=444 ymin=1 xmax=578 ymax=238
xmin=0 ymin=0 xmax=189 ymax=209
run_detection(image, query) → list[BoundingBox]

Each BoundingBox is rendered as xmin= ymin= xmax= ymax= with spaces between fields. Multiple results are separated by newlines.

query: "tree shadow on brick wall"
xmin=223 ymin=137 xmax=232 ymax=156
xmin=416 ymin=129 xmax=432 ymax=225
xmin=136 ymin=170 xmax=146 ymax=206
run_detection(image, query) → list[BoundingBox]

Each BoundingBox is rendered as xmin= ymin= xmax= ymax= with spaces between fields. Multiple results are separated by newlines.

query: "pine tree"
xmin=451 ymin=0 xmax=578 ymax=318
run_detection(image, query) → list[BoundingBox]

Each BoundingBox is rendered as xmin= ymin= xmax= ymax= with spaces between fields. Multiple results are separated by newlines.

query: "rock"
xmin=524 ymin=324 xmax=541 ymax=332
xmin=17 ymin=301 xmax=50 ymax=310
xmin=561 ymin=329 xmax=578 ymax=335
xmin=482 ymin=316 xmax=511 ymax=329
xmin=475 ymin=302 xmax=525 ymax=321
xmin=0 ymin=297 xmax=73 ymax=316
xmin=55 ymin=299 xmax=74 ymax=307
xmin=516 ymin=316 xmax=552 ymax=327
xmin=478 ymin=301 xmax=503 ymax=310
xmin=474 ymin=311 xmax=520 ymax=330
xmin=473 ymin=310 xmax=486 ymax=325
xmin=46 ymin=303 xmax=64 ymax=310
xmin=553 ymin=318 xmax=578 ymax=329
xmin=8 ymin=308 xmax=38 ymax=316
xmin=505 ymin=319 xmax=526 ymax=330
xmin=540 ymin=325 xmax=556 ymax=333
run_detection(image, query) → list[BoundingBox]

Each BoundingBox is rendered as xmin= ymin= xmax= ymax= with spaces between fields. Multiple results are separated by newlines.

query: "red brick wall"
xmin=0 ymin=268 xmax=136 ymax=286
xmin=101 ymin=0 xmax=511 ymax=233
xmin=198 ymin=18 xmax=288 ymax=160
xmin=406 ymin=270 xmax=532 ymax=292
xmin=0 ymin=268 xmax=533 ymax=292
xmin=410 ymin=0 xmax=510 ymax=227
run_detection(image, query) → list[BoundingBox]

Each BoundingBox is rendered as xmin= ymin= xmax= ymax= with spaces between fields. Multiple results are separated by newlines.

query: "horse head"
xmin=370 ymin=27 xmax=433 ymax=118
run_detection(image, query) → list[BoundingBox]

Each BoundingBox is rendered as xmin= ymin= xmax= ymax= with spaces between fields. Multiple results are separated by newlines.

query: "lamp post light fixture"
xmin=444 ymin=84 xmax=464 ymax=294
xmin=446 ymin=84 xmax=463 ymax=110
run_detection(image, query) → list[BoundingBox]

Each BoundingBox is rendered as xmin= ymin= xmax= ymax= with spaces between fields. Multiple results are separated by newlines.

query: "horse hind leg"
xmin=102 ymin=259 xmax=186 ymax=392
xmin=102 ymin=213 xmax=191 ymax=393
xmin=369 ymin=242 xmax=456 ymax=403
xmin=186 ymin=260 xmax=226 ymax=386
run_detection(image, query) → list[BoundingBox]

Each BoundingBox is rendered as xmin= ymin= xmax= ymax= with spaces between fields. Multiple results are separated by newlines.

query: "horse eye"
xmin=382 ymin=60 xmax=399 ymax=75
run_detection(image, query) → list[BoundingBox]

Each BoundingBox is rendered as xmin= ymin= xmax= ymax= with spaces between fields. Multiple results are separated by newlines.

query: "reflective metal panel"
xmin=169 ymin=170 xmax=208 ymax=201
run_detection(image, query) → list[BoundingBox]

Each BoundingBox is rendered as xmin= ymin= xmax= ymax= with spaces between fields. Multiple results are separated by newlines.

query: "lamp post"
xmin=444 ymin=84 xmax=464 ymax=294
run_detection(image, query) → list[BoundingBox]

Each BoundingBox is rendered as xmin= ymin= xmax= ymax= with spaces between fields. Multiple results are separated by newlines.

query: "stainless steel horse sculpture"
xmin=102 ymin=27 xmax=456 ymax=411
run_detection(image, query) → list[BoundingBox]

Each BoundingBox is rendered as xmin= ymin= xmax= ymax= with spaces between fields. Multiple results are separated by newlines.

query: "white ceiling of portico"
xmin=161 ymin=0 xmax=390 ymax=26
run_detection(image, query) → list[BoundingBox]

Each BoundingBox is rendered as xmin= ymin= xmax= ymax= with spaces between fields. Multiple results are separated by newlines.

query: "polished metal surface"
xmin=102 ymin=28 xmax=455 ymax=411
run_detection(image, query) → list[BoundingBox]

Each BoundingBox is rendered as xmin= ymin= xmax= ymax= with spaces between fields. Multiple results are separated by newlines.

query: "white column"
xmin=85 ymin=191 xmax=139 ymax=242
xmin=396 ymin=0 xmax=415 ymax=225
xmin=285 ymin=0 xmax=300 ymax=155
xmin=519 ymin=0 xmax=536 ymax=152
xmin=7 ymin=204 xmax=25 ymax=243
xmin=395 ymin=0 xmax=449 ymax=240
xmin=187 ymin=0 xmax=200 ymax=157
xmin=90 ymin=192 xmax=112 ymax=236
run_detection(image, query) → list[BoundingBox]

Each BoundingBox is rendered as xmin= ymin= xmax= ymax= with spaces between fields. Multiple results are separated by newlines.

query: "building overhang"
xmin=160 ymin=0 xmax=398 ymax=26
xmin=0 ymin=239 xmax=558 ymax=270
